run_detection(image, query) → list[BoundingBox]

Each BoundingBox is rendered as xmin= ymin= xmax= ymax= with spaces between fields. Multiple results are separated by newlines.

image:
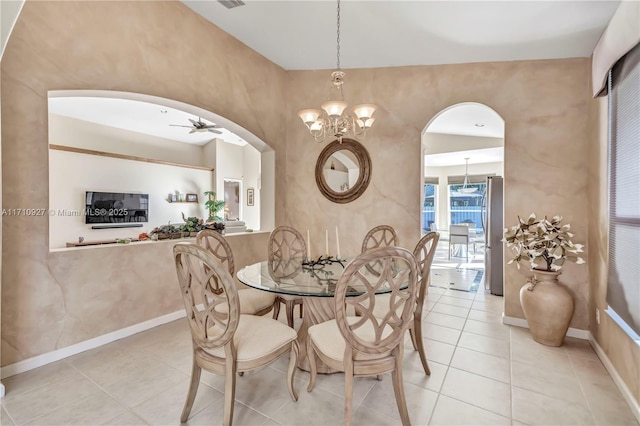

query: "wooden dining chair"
xmin=173 ymin=243 xmax=299 ymax=426
xmin=371 ymin=232 xmax=440 ymax=375
xmin=361 ymin=225 xmax=399 ymax=276
xmin=449 ymin=224 xmax=470 ymax=262
xmin=409 ymin=231 xmax=440 ymax=375
xmin=197 ymin=229 xmax=276 ymax=316
xmin=361 ymin=224 xmax=399 ymax=253
xmin=306 ymin=246 xmax=419 ymax=426
xmin=268 ymin=226 xmax=306 ymax=328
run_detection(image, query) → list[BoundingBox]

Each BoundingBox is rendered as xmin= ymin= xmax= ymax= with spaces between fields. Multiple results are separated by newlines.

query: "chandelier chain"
xmin=336 ymin=0 xmax=341 ymax=70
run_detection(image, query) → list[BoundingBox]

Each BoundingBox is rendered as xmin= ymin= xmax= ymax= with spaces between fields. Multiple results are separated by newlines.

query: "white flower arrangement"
xmin=504 ymin=213 xmax=585 ymax=272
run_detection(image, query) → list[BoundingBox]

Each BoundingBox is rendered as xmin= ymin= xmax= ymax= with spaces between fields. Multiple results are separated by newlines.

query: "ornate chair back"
xmin=268 ymin=226 xmax=307 ymax=327
xmin=196 ymin=229 xmax=235 ymax=275
xmin=335 ymin=246 xmax=418 ymax=357
xmin=361 ymin=225 xmax=399 ymax=253
xmin=174 ymin=243 xmax=239 ymax=352
xmin=268 ymin=226 xmax=307 ymax=261
xmin=361 ymin=225 xmax=399 ymax=276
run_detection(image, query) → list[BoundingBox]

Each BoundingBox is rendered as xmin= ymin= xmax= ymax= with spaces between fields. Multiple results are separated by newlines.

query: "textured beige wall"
xmin=1 ymin=0 xmax=595 ymax=368
xmin=286 ymin=60 xmax=592 ymax=330
xmin=1 ymin=1 xmax=287 ymax=365
xmin=587 ymin=96 xmax=640 ymax=406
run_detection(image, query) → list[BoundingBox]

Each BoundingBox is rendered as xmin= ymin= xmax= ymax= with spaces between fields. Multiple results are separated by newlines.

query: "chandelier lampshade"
xmin=297 ymin=0 xmax=377 ymax=143
xmin=460 ymin=157 xmax=477 ymax=194
xmin=321 ymin=100 xmax=348 ymax=117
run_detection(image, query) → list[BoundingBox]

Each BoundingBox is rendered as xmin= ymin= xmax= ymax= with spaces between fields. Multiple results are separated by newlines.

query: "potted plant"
xmin=203 ymin=191 xmax=225 ymax=222
xmin=504 ymin=213 xmax=585 ymax=346
xmin=180 ymin=213 xmax=205 ymax=237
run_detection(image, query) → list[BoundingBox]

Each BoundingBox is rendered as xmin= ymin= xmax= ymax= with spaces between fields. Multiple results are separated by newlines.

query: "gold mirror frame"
xmin=315 ymin=138 xmax=372 ymax=204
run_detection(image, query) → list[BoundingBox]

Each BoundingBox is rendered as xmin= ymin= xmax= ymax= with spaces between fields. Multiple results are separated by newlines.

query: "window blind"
xmin=424 ymin=177 xmax=439 ymax=185
xmin=607 ymin=42 xmax=640 ymax=339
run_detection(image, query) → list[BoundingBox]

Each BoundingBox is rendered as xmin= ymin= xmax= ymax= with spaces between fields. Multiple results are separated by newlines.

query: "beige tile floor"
xmin=1 ymin=257 xmax=638 ymax=425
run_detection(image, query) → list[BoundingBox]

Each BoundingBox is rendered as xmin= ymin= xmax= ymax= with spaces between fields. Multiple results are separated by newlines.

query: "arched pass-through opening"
xmin=420 ymin=102 xmax=505 ymax=294
xmin=47 ymin=90 xmax=275 ymax=248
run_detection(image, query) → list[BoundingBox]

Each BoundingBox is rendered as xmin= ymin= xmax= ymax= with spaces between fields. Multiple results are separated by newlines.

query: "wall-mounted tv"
xmin=85 ymin=191 xmax=149 ymax=224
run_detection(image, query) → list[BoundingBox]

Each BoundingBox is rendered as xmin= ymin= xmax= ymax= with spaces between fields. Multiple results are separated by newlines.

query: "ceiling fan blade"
xmin=188 ymin=118 xmax=198 ymax=125
xmin=189 ymin=129 xmax=196 ymax=134
xmin=208 ymin=129 xmax=223 ymax=134
xmin=169 ymin=124 xmax=192 ymax=128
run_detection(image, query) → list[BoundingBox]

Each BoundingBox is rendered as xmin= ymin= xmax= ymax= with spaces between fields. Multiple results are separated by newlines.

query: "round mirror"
xmin=315 ymin=138 xmax=372 ymax=203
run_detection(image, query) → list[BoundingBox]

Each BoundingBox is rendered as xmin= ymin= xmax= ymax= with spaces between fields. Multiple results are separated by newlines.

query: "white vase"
xmin=519 ymin=270 xmax=574 ymax=346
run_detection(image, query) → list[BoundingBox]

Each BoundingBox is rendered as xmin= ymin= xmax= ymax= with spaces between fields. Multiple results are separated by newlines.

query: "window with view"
xmin=606 ymin=42 xmax=640 ymax=341
xmin=422 ymin=182 xmax=437 ymax=232
xmin=448 ymin=183 xmax=486 ymax=229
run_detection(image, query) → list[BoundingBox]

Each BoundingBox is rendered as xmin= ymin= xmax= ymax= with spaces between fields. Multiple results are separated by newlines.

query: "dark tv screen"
xmin=85 ymin=191 xmax=149 ymax=224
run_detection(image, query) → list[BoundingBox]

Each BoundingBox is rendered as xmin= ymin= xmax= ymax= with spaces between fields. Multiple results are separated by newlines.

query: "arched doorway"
xmin=420 ymin=102 xmax=505 ymax=293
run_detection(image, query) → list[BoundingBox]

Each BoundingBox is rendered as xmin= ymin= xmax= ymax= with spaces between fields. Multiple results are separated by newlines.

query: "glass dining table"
xmin=236 ymin=256 xmax=405 ymax=373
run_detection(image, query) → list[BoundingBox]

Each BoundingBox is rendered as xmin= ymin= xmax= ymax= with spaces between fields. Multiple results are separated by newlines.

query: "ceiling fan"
xmin=170 ymin=117 xmax=223 ymax=134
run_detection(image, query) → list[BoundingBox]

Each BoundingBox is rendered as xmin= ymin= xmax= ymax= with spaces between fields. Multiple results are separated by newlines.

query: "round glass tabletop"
xmin=237 ymin=257 xmax=406 ymax=297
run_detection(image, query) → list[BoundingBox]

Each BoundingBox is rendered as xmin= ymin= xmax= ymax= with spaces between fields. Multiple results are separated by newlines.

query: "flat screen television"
xmin=85 ymin=191 xmax=149 ymax=224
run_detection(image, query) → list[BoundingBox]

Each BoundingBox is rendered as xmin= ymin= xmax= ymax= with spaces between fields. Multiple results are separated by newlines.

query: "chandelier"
xmin=297 ymin=0 xmax=377 ymax=143
xmin=460 ymin=157 xmax=477 ymax=194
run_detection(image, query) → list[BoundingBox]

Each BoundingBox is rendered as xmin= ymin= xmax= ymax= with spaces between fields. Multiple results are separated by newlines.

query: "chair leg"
xmin=391 ymin=348 xmax=411 ymax=426
xmin=287 ymin=341 xmax=299 ymax=401
xmin=223 ymin=356 xmax=237 ymax=426
xmin=344 ymin=359 xmax=355 ymax=426
xmin=409 ymin=327 xmax=418 ymax=351
xmin=180 ymin=358 xmax=202 ymax=423
xmin=272 ymin=299 xmax=281 ymax=321
xmin=413 ymin=318 xmax=431 ymax=375
xmin=307 ymin=339 xmax=317 ymax=392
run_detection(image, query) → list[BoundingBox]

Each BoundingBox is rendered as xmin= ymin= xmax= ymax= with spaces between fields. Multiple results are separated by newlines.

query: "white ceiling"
xmin=183 ymin=0 xmax=619 ymax=71
xmin=424 ymin=103 xmax=505 ymax=167
xmin=49 ymin=97 xmax=248 ymax=146
xmin=426 ymin=103 xmax=504 ymax=138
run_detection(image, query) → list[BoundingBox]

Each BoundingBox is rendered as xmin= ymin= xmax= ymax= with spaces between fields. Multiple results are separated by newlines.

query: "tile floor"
xmin=1 ymin=250 xmax=638 ymax=425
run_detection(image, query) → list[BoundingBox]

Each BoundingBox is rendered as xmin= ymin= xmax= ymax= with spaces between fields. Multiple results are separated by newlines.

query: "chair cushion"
xmin=214 ymin=289 xmax=276 ymax=315
xmin=308 ymin=318 xmax=393 ymax=362
xmin=239 ymin=289 xmax=277 ymax=314
xmin=205 ymin=314 xmax=297 ymax=362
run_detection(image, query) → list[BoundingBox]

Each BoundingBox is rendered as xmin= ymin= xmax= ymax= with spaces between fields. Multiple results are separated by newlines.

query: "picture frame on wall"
xmin=247 ymin=188 xmax=254 ymax=206
xmin=169 ymin=194 xmax=177 ymax=203
xmin=186 ymin=193 xmax=198 ymax=202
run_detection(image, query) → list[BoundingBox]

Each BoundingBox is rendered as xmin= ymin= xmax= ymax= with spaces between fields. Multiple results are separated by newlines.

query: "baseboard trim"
xmin=502 ymin=315 xmax=590 ymax=340
xmin=0 ymin=310 xmax=185 ymax=380
xmin=589 ymin=333 xmax=640 ymax=423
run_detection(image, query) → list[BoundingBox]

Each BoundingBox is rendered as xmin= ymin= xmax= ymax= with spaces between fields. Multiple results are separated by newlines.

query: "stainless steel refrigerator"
xmin=482 ymin=176 xmax=504 ymax=296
